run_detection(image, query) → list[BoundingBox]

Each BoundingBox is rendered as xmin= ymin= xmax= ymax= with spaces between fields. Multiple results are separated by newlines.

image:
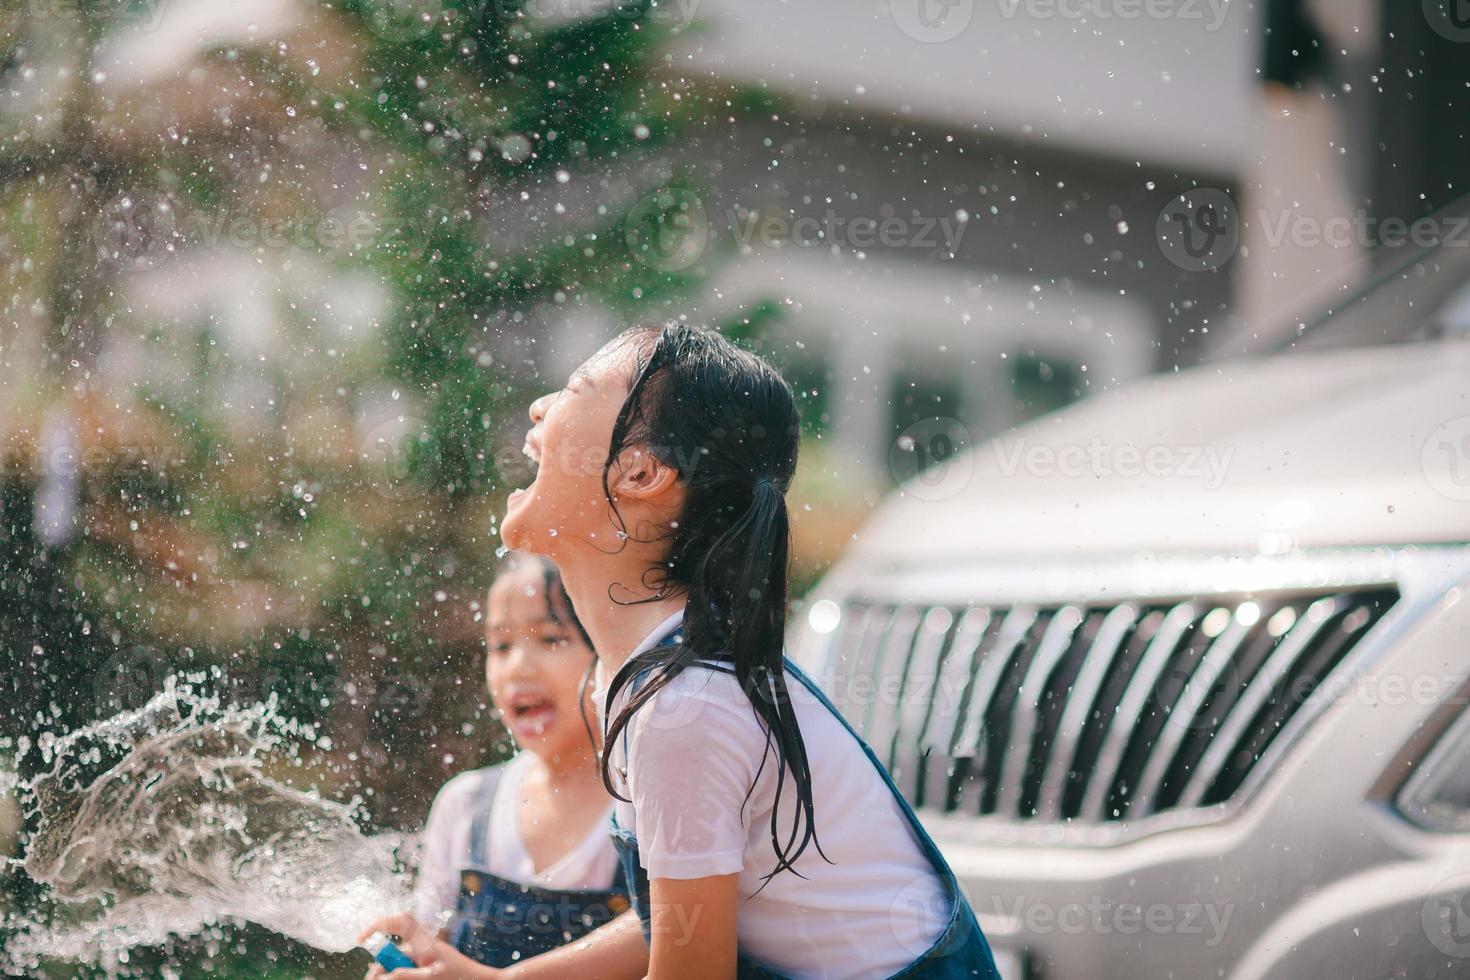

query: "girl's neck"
xmin=529 ymin=742 xmax=601 ymax=789
xmin=555 ymin=549 xmax=686 ymax=676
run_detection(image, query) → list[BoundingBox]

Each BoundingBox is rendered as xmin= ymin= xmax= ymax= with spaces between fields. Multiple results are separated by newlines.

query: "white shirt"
xmin=411 ymin=752 xmax=620 ymax=930
xmin=593 ymin=609 xmax=950 ymax=980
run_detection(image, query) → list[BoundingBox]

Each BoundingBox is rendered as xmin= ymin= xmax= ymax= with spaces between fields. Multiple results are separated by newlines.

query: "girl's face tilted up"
xmin=499 ymin=339 xmax=626 ymax=555
xmin=500 ymin=335 xmax=677 ymax=560
xmin=483 ymin=564 xmax=596 ymax=760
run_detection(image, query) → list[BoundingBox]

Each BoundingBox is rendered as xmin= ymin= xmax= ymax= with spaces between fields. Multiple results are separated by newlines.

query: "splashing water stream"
xmin=1 ymin=675 xmax=415 ymax=974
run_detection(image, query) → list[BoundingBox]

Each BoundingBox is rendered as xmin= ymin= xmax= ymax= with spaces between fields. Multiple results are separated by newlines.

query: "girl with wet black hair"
xmin=364 ymin=323 xmax=1000 ymax=979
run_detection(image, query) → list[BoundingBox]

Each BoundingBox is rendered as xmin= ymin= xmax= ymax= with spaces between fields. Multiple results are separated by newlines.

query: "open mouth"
xmin=505 ymin=692 xmax=556 ymax=737
xmin=505 ymin=435 xmax=542 ymax=504
xmin=507 ymin=434 xmax=542 ymax=502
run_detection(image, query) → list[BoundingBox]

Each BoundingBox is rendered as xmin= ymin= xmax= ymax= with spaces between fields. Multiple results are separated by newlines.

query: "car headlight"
xmin=1398 ymin=705 xmax=1470 ymax=832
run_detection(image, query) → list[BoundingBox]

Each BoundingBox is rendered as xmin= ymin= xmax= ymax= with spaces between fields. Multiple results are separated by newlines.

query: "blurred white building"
xmin=613 ymin=0 xmax=1268 ymax=478
xmin=575 ymin=0 xmax=1464 ymax=481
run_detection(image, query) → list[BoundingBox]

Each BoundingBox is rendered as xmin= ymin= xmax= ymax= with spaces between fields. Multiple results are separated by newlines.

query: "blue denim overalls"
xmin=607 ymin=627 xmax=1004 ymax=979
xmin=446 ymin=764 xmax=631 ymax=967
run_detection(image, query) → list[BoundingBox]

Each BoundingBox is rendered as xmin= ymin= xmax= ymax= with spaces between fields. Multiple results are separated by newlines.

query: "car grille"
xmin=812 ymin=587 xmax=1400 ymax=823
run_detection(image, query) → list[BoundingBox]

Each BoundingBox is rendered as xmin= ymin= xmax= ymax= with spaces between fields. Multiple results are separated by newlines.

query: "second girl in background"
xmin=367 ymin=552 xmax=628 ymax=977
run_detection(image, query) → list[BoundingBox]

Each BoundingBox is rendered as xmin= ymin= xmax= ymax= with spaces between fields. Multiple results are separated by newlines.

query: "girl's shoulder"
xmin=628 ymin=661 xmax=843 ymax=751
xmin=626 ymin=662 xmax=774 ymax=744
xmin=429 ymin=757 xmax=517 ymax=814
xmin=642 ymin=658 xmax=809 ymax=708
xmin=637 ymin=659 xmax=745 ymax=703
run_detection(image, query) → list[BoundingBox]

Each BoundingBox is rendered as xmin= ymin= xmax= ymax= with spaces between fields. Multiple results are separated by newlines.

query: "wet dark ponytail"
xmin=599 ymin=322 xmax=823 ymax=882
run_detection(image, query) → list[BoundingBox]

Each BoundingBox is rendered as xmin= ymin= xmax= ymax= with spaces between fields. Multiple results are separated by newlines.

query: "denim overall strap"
xmin=449 ymin=763 xmax=631 ymax=968
xmin=606 ymin=626 xmax=684 ymax=943
xmin=605 ymin=629 xmax=809 ymax=979
xmin=609 ymin=634 xmax=998 ymax=979
xmin=466 ymin=764 xmax=504 ymax=870
xmin=781 ymin=658 xmax=1002 ymax=980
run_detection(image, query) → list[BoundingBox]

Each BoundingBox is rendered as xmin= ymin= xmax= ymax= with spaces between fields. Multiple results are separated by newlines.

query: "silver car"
xmin=792 ymin=219 xmax=1470 ymax=979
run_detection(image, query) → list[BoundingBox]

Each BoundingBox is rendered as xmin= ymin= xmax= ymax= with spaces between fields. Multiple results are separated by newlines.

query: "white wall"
xmin=703 ymin=248 xmax=1155 ymax=471
xmin=678 ymin=0 xmax=1261 ymax=174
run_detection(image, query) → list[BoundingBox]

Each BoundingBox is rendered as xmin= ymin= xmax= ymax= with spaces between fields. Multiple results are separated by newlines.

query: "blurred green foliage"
xmin=0 ymin=0 xmax=712 ymax=972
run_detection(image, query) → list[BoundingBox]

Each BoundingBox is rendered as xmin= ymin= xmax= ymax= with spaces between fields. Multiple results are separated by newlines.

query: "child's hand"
xmin=357 ymin=913 xmax=498 ymax=980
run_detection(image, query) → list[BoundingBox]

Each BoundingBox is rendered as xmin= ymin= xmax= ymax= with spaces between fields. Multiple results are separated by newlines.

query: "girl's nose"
xmin=528 ymin=391 xmax=554 ymax=425
xmin=506 ymin=644 xmax=539 ymax=678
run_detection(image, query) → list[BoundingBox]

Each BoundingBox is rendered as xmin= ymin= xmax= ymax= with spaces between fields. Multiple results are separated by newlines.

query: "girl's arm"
xmin=411 ymin=808 xmax=455 ymax=921
xmin=498 ymin=908 xmax=649 ymax=980
xmin=406 ymin=769 xmax=486 ymax=936
xmin=647 ymin=874 xmax=739 ymax=980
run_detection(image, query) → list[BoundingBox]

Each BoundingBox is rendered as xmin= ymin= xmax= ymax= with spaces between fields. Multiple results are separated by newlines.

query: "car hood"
xmin=853 ymin=340 xmax=1470 ymax=565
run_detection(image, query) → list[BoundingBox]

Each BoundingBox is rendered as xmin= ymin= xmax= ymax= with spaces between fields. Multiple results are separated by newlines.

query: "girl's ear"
xmin=608 ymin=446 xmax=681 ymax=503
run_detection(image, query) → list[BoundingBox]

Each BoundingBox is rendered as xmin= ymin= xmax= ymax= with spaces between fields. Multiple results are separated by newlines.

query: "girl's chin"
xmin=501 ymin=495 xmax=572 ymax=556
xmin=505 ymin=486 xmax=531 ymax=517
xmin=513 ymin=728 xmax=588 ymax=761
xmin=500 ymin=489 xmax=536 ymax=548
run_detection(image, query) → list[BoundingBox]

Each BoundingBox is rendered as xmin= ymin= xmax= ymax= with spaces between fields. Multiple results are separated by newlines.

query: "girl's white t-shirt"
xmin=594 ymin=610 xmax=951 ymax=980
xmin=411 ymin=752 xmax=620 ymax=930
